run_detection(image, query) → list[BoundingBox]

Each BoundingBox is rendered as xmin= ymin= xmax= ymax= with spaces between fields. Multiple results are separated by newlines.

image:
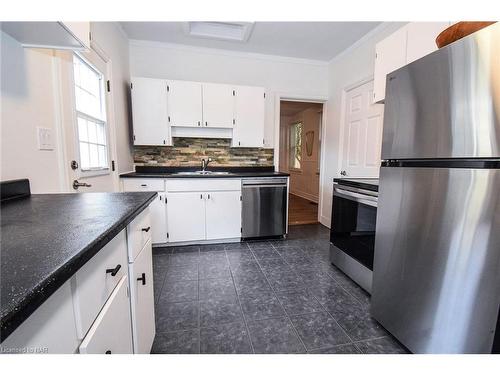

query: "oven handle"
xmin=334 ymin=188 xmax=378 ymax=208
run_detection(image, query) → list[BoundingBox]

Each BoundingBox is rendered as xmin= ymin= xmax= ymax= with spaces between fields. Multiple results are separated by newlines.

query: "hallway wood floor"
xmin=288 ymin=194 xmax=318 ymax=225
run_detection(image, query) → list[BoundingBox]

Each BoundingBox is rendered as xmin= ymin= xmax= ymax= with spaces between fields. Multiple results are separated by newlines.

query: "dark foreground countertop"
xmin=333 ymin=178 xmax=379 ymax=192
xmin=120 ymin=166 xmax=290 ymax=179
xmin=0 ymin=192 xmax=157 ymax=342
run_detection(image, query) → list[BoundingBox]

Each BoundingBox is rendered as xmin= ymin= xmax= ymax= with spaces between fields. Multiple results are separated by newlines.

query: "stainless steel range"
xmin=330 ymin=178 xmax=378 ymax=293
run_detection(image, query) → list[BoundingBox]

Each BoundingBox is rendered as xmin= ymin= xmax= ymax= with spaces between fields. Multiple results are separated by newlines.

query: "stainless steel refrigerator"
xmin=371 ymin=23 xmax=500 ymax=354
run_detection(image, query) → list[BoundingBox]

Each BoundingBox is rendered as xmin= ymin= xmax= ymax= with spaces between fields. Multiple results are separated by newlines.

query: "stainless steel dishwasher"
xmin=241 ymin=178 xmax=288 ymax=239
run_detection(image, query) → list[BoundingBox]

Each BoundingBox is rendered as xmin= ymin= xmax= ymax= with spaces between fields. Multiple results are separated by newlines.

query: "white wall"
xmin=129 ymin=40 xmax=329 ymax=150
xmin=0 ymin=22 xmax=132 ymax=193
xmin=319 ymin=23 xmax=407 ymax=227
xmin=1 ymin=32 xmax=64 ymax=193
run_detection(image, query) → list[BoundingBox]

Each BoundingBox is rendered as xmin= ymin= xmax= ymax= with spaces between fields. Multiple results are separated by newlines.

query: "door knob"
xmin=137 ymin=273 xmax=146 ymax=285
xmin=73 ymin=180 xmax=92 ymax=190
xmin=106 ymin=264 xmax=121 ymax=276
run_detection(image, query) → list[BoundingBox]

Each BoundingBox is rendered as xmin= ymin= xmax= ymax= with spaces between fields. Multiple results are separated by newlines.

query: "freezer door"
xmin=382 ymin=23 xmax=500 ymax=160
xmin=372 ymin=166 xmax=500 ymax=353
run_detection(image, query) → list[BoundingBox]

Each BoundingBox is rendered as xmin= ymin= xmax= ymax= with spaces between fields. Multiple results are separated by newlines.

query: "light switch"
xmin=37 ymin=127 xmax=54 ymax=150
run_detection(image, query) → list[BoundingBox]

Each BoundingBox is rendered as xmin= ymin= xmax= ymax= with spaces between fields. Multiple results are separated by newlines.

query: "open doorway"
xmin=279 ymin=100 xmax=324 ymax=225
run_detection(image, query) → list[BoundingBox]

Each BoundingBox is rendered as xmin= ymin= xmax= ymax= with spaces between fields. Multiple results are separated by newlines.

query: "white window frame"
xmin=72 ymin=52 xmax=111 ymax=177
xmin=289 ymin=121 xmax=303 ymax=171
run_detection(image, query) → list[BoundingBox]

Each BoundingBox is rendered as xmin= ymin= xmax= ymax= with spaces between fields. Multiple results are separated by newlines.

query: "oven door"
xmin=330 ymin=184 xmax=378 ymax=270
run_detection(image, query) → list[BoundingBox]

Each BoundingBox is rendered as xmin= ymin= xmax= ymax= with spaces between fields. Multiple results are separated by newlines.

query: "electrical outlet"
xmin=37 ymin=127 xmax=53 ymax=150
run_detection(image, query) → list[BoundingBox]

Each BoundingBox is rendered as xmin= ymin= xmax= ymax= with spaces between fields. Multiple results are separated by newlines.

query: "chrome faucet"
xmin=201 ymin=157 xmax=212 ymax=172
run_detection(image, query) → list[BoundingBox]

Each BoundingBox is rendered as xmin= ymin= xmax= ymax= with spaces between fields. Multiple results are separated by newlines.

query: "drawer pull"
xmin=137 ymin=273 xmax=146 ymax=285
xmin=141 ymin=184 xmax=147 ymax=187
xmin=141 ymin=226 xmax=151 ymax=233
xmin=106 ymin=264 xmax=121 ymax=277
xmin=105 ymin=350 xmax=111 ymax=354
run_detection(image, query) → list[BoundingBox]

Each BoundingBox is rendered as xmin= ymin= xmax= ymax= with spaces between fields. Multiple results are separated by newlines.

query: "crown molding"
xmin=128 ymin=38 xmax=329 ymax=67
xmin=329 ymin=22 xmax=409 ymax=64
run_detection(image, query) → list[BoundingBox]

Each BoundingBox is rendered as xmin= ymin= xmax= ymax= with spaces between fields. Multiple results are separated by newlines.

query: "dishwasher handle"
xmin=242 ymin=184 xmax=287 ymax=188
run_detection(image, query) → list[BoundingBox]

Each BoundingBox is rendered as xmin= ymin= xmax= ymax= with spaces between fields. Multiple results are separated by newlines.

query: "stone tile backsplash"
xmin=134 ymin=138 xmax=274 ymax=167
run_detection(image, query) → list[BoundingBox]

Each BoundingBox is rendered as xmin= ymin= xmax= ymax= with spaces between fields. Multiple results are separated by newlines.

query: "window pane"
xmin=89 ymin=144 xmax=99 ymax=168
xmin=98 ymin=145 xmax=107 ymax=168
xmin=289 ymin=122 xmax=302 ymax=170
xmin=73 ymin=54 xmax=109 ymax=171
xmin=87 ymin=121 xmax=97 ymax=144
xmin=96 ymin=123 xmax=106 ymax=145
xmin=79 ymin=142 xmax=90 ymax=170
xmin=77 ymin=117 xmax=88 ymax=142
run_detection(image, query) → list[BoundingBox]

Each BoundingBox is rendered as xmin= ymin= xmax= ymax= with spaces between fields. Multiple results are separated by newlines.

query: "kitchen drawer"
xmin=166 ymin=178 xmax=241 ymax=192
xmin=79 ymin=276 xmax=133 ymax=354
xmin=122 ymin=178 xmax=165 ymax=192
xmin=127 ymin=207 xmax=152 ymax=262
xmin=72 ymin=231 xmax=128 ymax=339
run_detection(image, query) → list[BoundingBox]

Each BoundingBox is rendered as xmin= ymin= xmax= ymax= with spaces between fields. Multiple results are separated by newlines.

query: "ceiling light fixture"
xmin=184 ymin=22 xmax=254 ymax=42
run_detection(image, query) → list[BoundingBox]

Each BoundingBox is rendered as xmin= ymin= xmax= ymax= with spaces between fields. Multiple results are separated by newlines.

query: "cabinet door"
xmin=233 ymin=86 xmax=265 ymax=147
xmin=167 ymin=80 xmax=203 ymax=127
xmin=150 ymin=193 xmax=167 ymax=244
xmin=166 ymin=192 xmax=206 ymax=242
xmin=202 ymin=83 xmax=234 ymax=128
xmin=406 ymin=22 xmax=450 ymax=64
xmin=129 ymin=240 xmax=155 ymax=354
xmin=205 ymin=191 xmax=242 ymax=240
xmin=373 ymin=27 xmax=408 ymax=103
xmin=79 ymin=276 xmax=133 ymax=354
xmin=131 ymin=77 xmax=170 ymax=146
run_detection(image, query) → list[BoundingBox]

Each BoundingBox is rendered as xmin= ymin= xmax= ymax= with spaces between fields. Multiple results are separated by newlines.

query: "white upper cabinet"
xmin=406 ymin=22 xmax=451 ymax=64
xmin=131 ymin=78 xmax=170 ymax=146
xmin=202 ymin=83 xmax=235 ymax=128
xmin=131 ymin=77 xmax=266 ymax=146
xmin=232 ymin=86 xmax=265 ymax=148
xmin=373 ymin=27 xmax=408 ymax=103
xmin=373 ymin=22 xmax=452 ymax=103
xmin=167 ymin=80 xmax=203 ymax=127
xmin=1 ymin=22 xmax=90 ymax=50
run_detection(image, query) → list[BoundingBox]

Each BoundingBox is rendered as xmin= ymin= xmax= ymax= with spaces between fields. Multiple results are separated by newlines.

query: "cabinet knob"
xmin=205 ymin=121 xmax=208 ymax=126
xmin=340 ymin=170 xmax=347 ymax=176
xmin=137 ymin=273 xmax=146 ymax=285
xmin=105 ymin=350 xmax=111 ymax=354
xmin=198 ymin=121 xmax=201 ymax=126
xmin=141 ymin=226 xmax=151 ymax=232
xmin=207 ymin=194 xmax=210 ymax=200
xmin=106 ymin=264 xmax=121 ymax=277
xmin=200 ymin=194 xmax=203 ymax=199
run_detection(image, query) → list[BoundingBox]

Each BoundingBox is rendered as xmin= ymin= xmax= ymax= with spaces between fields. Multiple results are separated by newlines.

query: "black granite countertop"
xmin=120 ymin=166 xmax=290 ymax=179
xmin=333 ymin=178 xmax=379 ymax=192
xmin=0 ymin=192 xmax=157 ymax=342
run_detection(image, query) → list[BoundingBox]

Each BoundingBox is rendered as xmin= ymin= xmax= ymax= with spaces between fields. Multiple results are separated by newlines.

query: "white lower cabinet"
xmin=205 ymin=191 xmax=242 ymax=240
xmin=79 ymin=276 xmax=133 ymax=354
xmin=128 ymin=240 xmax=155 ymax=354
xmin=150 ymin=193 xmax=167 ymax=244
xmin=166 ymin=192 xmax=206 ymax=242
xmin=165 ymin=179 xmax=242 ymax=243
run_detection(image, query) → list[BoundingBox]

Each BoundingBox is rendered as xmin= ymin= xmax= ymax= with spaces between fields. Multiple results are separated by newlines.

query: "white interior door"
xmin=60 ymin=48 xmax=118 ymax=192
xmin=205 ymin=191 xmax=241 ymax=240
xmin=167 ymin=80 xmax=203 ymax=127
xmin=131 ymin=77 xmax=170 ymax=146
xmin=233 ymin=86 xmax=265 ymax=147
xmin=166 ymin=192 xmax=206 ymax=242
xmin=202 ymin=83 xmax=234 ymax=128
xmin=341 ymin=80 xmax=384 ymax=178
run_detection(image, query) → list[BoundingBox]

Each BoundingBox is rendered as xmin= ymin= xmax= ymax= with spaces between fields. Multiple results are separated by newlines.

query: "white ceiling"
xmin=120 ymin=22 xmax=381 ymax=61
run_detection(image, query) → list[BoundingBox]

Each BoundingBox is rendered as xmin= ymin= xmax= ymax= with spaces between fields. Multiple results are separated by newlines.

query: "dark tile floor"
xmin=151 ymin=224 xmax=408 ymax=354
